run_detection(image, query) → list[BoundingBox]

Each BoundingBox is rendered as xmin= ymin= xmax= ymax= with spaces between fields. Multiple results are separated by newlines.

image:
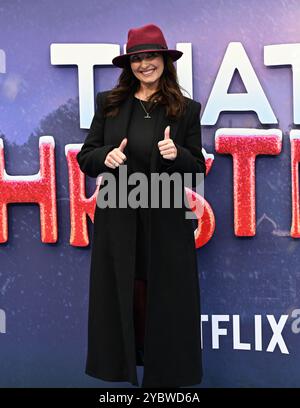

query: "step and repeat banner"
xmin=0 ymin=0 xmax=300 ymax=387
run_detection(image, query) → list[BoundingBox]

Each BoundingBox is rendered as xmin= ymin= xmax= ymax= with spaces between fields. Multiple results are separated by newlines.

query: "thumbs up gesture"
xmin=157 ymin=126 xmax=177 ymax=160
xmin=105 ymin=138 xmax=127 ymax=169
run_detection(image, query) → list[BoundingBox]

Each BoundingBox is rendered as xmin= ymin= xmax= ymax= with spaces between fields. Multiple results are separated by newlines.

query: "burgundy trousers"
xmin=133 ymin=278 xmax=147 ymax=350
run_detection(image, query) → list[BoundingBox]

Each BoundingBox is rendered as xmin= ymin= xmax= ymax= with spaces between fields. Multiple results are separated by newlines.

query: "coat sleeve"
xmin=159 ymin=101 xmax=206 ymax=186
xmin=76 ymin=92 xmax=118 ymax=178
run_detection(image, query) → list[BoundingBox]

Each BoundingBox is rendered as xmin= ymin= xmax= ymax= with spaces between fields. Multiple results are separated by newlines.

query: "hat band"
xmin=127 ymin=43 xmax=168 ymax=54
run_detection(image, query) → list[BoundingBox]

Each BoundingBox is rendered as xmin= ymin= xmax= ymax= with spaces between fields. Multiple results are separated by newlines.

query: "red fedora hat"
xmin=112 ymin=23 xmax=183 ymax=68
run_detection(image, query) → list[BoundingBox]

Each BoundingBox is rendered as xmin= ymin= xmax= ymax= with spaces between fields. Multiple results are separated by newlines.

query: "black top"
xmin=127 ymin=96 xmax=161 ymax=280
xmin=127 ymin=96 xmax=160 ymax=176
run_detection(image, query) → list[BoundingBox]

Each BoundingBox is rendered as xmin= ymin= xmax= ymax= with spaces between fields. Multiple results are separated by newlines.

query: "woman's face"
xmin=130 ymin=52 xmax=164 ymax=88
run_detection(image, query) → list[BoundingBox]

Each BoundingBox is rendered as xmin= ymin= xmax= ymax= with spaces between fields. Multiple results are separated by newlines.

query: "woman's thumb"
xmin=119 ymin=138 xmax=127 ymax=152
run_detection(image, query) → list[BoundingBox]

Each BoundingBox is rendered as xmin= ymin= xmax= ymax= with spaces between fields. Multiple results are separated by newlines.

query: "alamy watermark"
xmin=0 ymin=309 xmax=6 ymax=334
xmin=96 ymin=165 xmax=205 ymax=219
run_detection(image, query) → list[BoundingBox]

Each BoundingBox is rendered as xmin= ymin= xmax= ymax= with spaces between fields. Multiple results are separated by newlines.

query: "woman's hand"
xmin=157 ymin=126 xmax=177 ymax=160
xmin=104 ymin=138 xmax=127 ymax=168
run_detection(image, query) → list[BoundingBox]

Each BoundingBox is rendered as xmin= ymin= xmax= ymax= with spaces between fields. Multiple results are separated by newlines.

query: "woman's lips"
xmin=140 ymin=68 xmax=155 ymax=76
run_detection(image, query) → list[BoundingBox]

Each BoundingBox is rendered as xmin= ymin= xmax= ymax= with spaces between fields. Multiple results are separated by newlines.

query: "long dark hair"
xmin=103 ymin=53 xmax=189 ymax=119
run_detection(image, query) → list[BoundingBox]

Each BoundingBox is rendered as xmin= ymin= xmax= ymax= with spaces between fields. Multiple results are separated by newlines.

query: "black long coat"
xmin=76 ymin=87 xmax=206 ymax=388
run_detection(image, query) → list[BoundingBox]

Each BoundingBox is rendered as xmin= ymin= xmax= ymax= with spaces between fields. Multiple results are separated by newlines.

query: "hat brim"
xmin=112 ymin=49 xmax=183 ymax=68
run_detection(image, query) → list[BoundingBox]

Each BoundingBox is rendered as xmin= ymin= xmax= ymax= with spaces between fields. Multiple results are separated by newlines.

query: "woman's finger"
xmin=158 ymin=139 xmax=173 ymax=147
xmin=104 ymin=159 xmax=115 ymax=168
xmin=160 ymin=147 xmax=175 ymax=155
xmin=115 ymin=149 xmax=127 ymax=162
xmin=162 ymin=154 xmax=175 ymax=160
xmin=109 ymin=152 xmax=123 ymax=165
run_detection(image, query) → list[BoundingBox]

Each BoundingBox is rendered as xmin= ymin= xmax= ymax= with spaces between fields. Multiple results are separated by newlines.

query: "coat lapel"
xmin=106 ymin=88 xmax=180 ymax=173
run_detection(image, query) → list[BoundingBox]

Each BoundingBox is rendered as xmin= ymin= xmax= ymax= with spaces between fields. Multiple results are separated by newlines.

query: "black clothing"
xmin=127 ymin=96 xmax=160 ymax=175
xmin=127 ymin=97 xmax=160 ymax=281
xmin=76 ymin=88 xmax=206 ymax=388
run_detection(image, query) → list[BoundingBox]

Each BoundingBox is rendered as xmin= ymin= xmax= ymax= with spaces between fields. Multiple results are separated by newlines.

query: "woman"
xmin=76 ymin=23 xmax=206 ymax=388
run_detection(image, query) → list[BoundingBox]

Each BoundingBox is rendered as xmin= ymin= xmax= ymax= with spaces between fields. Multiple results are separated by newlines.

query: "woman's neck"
xmin=135 ymin=83 xmax=159 ymax=100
